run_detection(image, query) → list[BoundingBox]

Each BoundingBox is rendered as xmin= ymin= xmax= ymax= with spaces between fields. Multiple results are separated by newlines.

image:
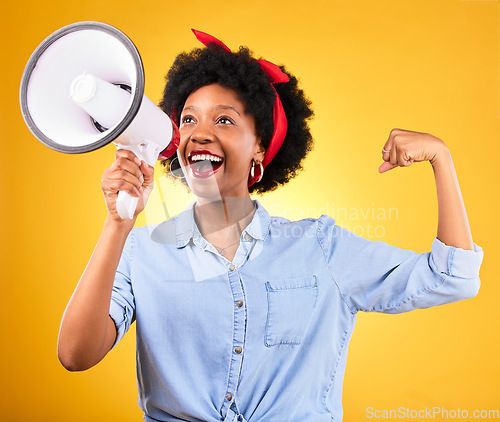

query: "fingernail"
xmin=134 ymin=157 xmax=141 ymax=166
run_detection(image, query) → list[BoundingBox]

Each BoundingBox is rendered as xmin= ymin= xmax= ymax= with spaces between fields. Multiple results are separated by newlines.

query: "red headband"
xmin=192 ymin=29 xmax=289 ymax=186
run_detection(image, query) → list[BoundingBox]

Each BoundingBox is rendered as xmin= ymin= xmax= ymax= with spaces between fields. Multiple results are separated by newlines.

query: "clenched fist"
xmin=101 ymin=149 xmax=155 ymax=221
xmin=379 ymin=128 xmax=449 ymax=173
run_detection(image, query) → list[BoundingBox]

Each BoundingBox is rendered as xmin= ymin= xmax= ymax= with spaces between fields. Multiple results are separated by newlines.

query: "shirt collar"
xmin=174 ymin=199 xmax=271 ymax=248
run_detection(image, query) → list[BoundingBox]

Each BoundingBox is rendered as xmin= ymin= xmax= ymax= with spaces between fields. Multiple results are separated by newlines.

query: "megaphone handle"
xmin=116 ymin=191 xmax=139 ymax=220
xmin=115 ymin=141 xmax=161 ymax=219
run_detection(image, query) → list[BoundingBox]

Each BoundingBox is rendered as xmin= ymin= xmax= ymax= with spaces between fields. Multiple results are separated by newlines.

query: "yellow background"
xmin=2 ymin=0 xmax=499 ymax=420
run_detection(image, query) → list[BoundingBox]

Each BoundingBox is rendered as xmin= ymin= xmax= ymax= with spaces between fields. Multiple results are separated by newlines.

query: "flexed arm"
xmin=379 ymin=128 xmax=474 ymax=251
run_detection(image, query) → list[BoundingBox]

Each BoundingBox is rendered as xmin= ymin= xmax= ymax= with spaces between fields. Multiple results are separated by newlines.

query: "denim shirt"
xmin=109 ymin=200 xmax=483 ymax=422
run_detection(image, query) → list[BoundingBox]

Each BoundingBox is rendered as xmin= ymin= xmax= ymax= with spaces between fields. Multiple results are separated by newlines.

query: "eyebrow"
xmin=182 ymin=105 xmax=241 ymax=117
xmin=216 ymin=105 xmax=241 ymax=116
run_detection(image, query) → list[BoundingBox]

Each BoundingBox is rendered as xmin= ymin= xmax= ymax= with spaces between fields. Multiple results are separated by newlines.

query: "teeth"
xmin=190 ymin=154 xmax=222 ymax=162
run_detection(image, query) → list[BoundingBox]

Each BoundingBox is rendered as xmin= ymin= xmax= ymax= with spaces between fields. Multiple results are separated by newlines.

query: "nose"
xmin=189 ymin=119 xmax=215 ymax=145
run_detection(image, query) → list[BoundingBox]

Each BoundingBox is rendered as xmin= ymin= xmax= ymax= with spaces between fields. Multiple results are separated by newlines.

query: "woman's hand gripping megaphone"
xmin=101 ymin=149 xmax=155 ymax=222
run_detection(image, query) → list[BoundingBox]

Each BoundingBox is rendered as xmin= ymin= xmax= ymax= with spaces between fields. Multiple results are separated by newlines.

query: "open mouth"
xmin=187 ymin=150 xmax=224 ymax=178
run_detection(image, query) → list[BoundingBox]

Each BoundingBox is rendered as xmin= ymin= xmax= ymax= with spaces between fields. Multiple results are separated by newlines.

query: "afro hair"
xmin=159 ymin=42 xmax=314 ymax=194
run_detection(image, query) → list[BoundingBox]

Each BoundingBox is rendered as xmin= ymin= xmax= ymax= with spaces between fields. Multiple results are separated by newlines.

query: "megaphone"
xmin=19 ymin=21 xmax=179 ymax=219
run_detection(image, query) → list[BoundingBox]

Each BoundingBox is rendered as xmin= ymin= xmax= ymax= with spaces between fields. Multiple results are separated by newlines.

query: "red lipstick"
xmin=187 ymin=149 xmax=224 ymax=178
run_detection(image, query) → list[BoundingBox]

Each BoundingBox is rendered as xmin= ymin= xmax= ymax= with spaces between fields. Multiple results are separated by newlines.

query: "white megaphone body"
xmin=19 ymin=21 xmax=179 ymax=219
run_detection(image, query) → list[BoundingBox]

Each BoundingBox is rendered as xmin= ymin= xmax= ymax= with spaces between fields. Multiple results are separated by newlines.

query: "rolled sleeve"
xmin=109 ymin=229 xmax=136 ymax=349
xmin=317 ymin=215 xmax=483 ymax=314
xmin=430 ymin=237 xmax=484 ymax=279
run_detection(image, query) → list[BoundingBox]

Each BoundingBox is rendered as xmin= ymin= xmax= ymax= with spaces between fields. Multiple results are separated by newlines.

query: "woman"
xmin=57 ymin=30 xmax=483 ymax=422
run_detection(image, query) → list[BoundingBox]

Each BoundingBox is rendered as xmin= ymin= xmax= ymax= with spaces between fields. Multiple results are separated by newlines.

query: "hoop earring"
xmin=250 ymin=160 xmax=264 ymax=183
xmin=168 ymin=156 xmax=183 ymax=179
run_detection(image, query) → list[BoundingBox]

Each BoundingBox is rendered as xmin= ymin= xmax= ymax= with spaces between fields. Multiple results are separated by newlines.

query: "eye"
xmin=217 ymin=116 xmax=234 ymax=125
xmin=181 ymin=115 xmax=195 ymax=125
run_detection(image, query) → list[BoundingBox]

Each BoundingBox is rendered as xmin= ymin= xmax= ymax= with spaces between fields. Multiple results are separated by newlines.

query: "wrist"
xmin=103 ymin=215 xmax=136 ymax=235
xmin=430 ymin=143 xmax=451 ymax=168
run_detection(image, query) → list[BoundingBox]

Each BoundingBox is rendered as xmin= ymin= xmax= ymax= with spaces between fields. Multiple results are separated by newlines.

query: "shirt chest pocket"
xmin=264 ymin=275 xmax=318 ymax=347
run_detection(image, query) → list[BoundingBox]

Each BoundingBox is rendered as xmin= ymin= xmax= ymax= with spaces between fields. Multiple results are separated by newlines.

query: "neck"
xmin=194 ymin=196 xmax=256 ymax=239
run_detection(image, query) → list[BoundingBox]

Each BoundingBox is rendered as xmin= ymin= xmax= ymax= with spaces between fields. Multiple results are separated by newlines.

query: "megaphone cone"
xmin=20 ymin=21 xmax=179 ymax=219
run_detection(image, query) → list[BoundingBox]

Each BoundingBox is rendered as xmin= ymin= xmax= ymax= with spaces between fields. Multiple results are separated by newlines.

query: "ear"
xmin=253 ymin=138 xmax=265 ymax=162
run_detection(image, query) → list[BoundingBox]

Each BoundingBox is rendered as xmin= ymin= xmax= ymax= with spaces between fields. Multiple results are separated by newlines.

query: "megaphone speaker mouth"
xmin=20 ymin=21 xmax=145 ymax=154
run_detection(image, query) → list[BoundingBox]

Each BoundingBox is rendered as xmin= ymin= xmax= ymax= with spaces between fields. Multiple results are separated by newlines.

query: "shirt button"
xmin=226 ymin=393 xmax=233 ymax=401
xmin=236 ymin=300 xmax=243 ymax=307
xmin=244 ymin=233 xmax=250 ymax=241
xmin=229 ymin=264 xmax=235 ymax=271
xmin=234 ymin=347 xmax=242 ymax=354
